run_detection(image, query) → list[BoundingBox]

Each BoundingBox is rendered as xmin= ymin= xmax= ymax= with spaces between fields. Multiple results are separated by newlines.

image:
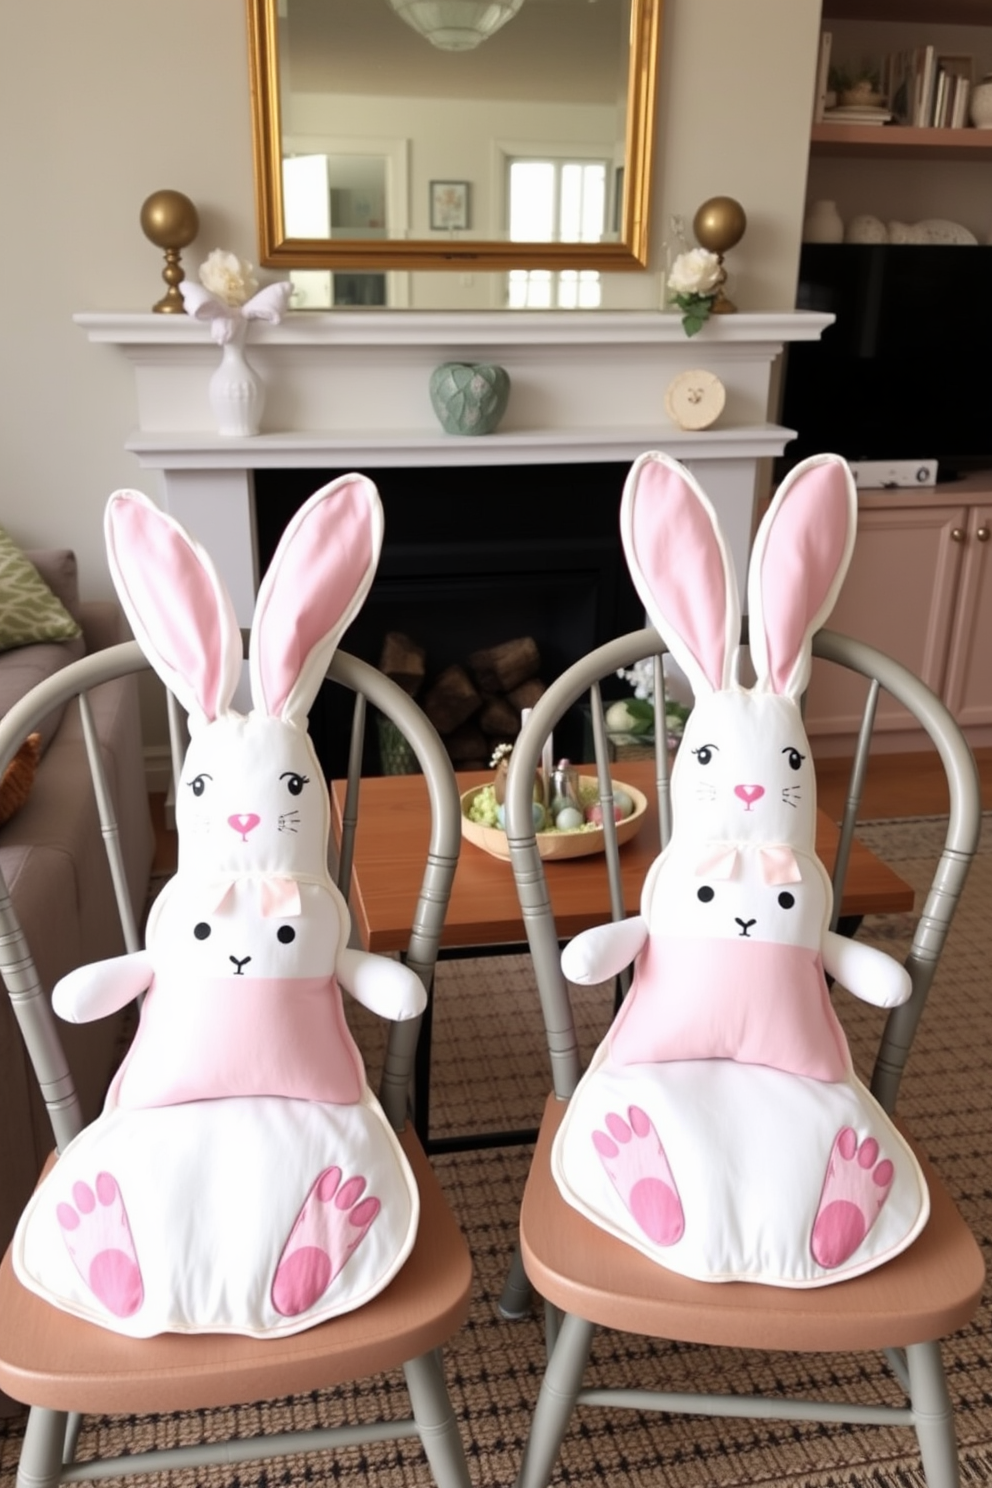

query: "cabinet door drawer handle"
xmin=978 ymin=526 xmax=991 ymax=542
xmin=951 ymin=527 xmax=966 ymax=542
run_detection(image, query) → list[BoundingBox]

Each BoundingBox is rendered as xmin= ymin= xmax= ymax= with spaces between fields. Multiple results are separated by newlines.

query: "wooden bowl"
xmin=460 ymin=776 xmax=648 ymax=862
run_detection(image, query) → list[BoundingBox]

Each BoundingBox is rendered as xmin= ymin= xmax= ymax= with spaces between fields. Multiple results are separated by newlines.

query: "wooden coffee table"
xmin=331 ymin=760 xmax=915 ymax=1150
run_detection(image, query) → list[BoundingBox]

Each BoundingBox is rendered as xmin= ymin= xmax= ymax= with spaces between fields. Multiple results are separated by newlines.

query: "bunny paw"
xmin=592 ymin=1106 xmax=684 ymax=1246
xmin=810 ymin=1127 xmax=895 ymax=1268
xmin=271 ymin=1165 xmax=381 ymax=1316
xmin=56 ymin=1172 xmax=144 ymax=1318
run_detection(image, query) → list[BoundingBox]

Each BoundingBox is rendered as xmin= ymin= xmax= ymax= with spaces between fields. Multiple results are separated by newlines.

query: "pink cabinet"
xmin=804 ymin=478 xmax=992 ymax=749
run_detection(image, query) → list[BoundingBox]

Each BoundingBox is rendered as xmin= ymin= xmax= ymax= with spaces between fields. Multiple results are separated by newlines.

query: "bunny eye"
xmin=277 ymin=926 xmax=296 ymax=944
xmin=782 ymin=747 xmax=805 ymax=772
xmin=280 ymin=772 xmax=309 ymax=797
xmin=188 ymin=773 xmax=213 ymax=798
xmin=193 ymin=922 xmax=212 ymax=940
xmin=697 ymin=885 xmax=715 ymax=903
xmin=692 ymin=744 xmax=719 ymax=767
xmin=778 ymin=891 xmax=796 ymax=909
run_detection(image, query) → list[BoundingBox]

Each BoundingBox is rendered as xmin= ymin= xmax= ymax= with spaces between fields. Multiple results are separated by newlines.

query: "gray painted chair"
xmin=0 ymin=641 xmax=473 ymax=1488
xmin=500 ymin=625 xmax=984 ymax=1488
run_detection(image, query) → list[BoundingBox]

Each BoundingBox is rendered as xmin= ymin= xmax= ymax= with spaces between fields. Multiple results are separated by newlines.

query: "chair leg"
xmin=16 ymin=1408 xmax=68 ymax=1488
xmin=514 ymin=1312 xmax=595 ymax=1488
xmin=906 ymin=1340 xmax=961 ymax=1488
xmin=498 ymin=1244 xmax=533 ymax=1320
xmin=403 ymin=1349 xmax=472 ymax=1488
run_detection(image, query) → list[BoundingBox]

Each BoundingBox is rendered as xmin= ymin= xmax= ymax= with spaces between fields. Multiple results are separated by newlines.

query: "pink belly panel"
xmin=608 ymin=936 xmax=850 ymax=1082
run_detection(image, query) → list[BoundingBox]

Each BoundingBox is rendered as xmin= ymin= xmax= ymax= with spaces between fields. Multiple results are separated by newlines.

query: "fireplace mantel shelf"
xmin=127 ymin=422 xmax=794 ymax=469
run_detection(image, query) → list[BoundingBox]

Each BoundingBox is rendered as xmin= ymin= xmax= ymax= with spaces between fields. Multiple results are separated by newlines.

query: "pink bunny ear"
xmin=747 ymin=454 xmax=858 ymax=699
xmin=250 ymin=473 xmax=383 ymax=723
xmin=620 ymin=452 xmax=740 ymax=696
xmin=105 ymin=491 xmax=243 ymax=727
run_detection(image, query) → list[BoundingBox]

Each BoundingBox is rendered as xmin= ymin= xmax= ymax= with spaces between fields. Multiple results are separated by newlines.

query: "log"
xmin=507 ymin=677 xmax=546 ymax=713
xmin=379 ymin=632 xmax=426 ymax=697
xmin=420 ymin=664 xmax=482 ymax=735
xmin=478 ymin=695 xmax=521 ymax=738
xmin=443 ymin=721 xmax=489 ymax=764
xmin=468 ymin=637 xmax=540 ymax=694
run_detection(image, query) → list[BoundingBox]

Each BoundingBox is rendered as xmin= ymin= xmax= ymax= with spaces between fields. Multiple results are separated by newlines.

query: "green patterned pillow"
xmin=0 ymin=526 xmax=82 ymax=650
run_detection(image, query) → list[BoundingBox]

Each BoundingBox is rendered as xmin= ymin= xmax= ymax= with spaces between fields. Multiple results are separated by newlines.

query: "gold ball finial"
xmin=692 ymin=196 xmax=747 ymax=313
xmin=140 ymin=190 xmax=200 ymax=314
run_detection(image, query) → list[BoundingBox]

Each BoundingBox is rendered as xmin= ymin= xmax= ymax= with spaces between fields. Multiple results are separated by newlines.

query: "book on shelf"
xmin=882 ymin=46 xmax=973 ymax=129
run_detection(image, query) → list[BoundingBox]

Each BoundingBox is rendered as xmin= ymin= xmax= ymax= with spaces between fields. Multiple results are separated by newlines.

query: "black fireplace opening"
xmin=254 ymin=463 xmax=644 ymax=779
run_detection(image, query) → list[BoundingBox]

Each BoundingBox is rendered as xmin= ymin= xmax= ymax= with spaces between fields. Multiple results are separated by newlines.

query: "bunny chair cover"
xmin=12 ymin=477 xmax=425 ymax=1338
xmin=552 ymin=452 xmax=929 ymax=1288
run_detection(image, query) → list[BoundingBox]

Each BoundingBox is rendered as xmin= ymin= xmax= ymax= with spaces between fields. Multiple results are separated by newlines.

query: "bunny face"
xmin=646 ymin=838 xmax=829 ymax=952
xmin=175 ymin=715 xmax=330 ymax=883
xmin=672 ymin=689 xmax=816 ymax=849
xmin=146 ymin=876 xmax=347 ymax=981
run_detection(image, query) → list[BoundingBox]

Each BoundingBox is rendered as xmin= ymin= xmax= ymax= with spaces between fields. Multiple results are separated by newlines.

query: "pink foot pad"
xmin=56 ymin=1173 xmax=144 ymax=1318
xmin=271 ymin=1165 xmax=381 ymax=1317
xmin=811 ymin=1126 xmax=895 ymax=1269
xmin=592 ymin=1106 xmax=684 ymax=1246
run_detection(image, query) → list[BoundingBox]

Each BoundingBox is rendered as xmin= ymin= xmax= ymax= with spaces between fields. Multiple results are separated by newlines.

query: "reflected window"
xmin=507 ymin=156 xmax=605 ymax=308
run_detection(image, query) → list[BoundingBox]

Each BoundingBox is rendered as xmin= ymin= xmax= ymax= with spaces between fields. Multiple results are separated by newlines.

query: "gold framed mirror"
xmin=247 ymin=0 xmax=661 ymax=275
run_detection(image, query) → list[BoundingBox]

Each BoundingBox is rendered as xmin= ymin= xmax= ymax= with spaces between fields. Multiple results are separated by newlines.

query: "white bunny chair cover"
xmin=552 ymin=452 xmax=929 ymax=1287
xmin=13 ymin=477 xmax=428 ymax=1338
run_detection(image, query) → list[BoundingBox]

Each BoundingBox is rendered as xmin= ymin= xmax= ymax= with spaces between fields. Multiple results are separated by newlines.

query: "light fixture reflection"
xmin=386 ymin=0 xmax=524 ymax=51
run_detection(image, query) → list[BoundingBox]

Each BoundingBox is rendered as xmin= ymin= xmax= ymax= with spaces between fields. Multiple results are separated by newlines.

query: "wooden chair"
xmin=0 ymin=641 xmax=473 ymax=1488
xmin=499 ymin=625 xmax=985 ymax=1488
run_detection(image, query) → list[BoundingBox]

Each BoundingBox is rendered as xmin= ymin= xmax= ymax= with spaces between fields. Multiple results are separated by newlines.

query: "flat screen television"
xmin=777 ymin=243 xmax=992 ymax=481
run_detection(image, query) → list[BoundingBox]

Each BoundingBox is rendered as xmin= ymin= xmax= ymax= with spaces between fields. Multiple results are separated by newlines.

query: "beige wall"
xmin=0 ymin=0 xmax=820 ymax=591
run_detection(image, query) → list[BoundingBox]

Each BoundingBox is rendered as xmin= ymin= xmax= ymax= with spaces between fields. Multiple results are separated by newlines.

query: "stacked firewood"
xmin=379 ymin=631 xmax=545 ymax=770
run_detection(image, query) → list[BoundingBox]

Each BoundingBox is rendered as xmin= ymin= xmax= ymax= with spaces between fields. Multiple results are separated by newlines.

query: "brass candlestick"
xmin=693 ymin=196 xmax=747 ymax=313
xmin=140 ymin=190 xmax=200 ymax=313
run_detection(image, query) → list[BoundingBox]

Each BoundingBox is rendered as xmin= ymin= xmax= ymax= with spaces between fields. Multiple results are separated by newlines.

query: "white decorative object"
xmin=664 ymin=370 xmax=726 ymax=431
xmin=802 ymin=200 xmax=844 ymax=244
xmin=180 ymin=270 xmax=291 ymax=438
xmin=888 ymin=219 xmax=976 ymax=246
xmin=208 ymin=320 xmax=265 ymax=437
xmin=845 ymin=215 xmax=888 ymax=244
xmin=970 ymin=75 xmax=992 ymax=128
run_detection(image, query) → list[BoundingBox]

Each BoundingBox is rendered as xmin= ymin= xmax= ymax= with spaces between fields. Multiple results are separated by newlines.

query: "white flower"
xmin=667 ymin=248 xmax=723 ymax=298
xmin=180 ymin=279 xmax=293 ymax=345
xmin=198 ymin=249 xmax=259 ymax=306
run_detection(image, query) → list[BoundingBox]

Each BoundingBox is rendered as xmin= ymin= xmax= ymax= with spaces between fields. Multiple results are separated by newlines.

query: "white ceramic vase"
xmin=209 ymin=320 xmax=264 ymax=437
xmin=802 ymin=200 xmax=844 ymax=245
xmin=970 ymin=77 xmax=992 ymax=129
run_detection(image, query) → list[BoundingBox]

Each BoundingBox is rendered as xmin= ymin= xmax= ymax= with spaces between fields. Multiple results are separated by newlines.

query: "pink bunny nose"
xmin=228 ymin=813 xmax=261 ymax=841
xmin=734 ymin=784 xmax=765 ymax=811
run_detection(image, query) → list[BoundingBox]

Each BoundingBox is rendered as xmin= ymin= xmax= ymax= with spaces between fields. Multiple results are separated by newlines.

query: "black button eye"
xmin=194 ymin=922 xmax=211 ymax=940
xmin=189 ymin=774 xmax=211 ymax=798
xmin=281 ymin=772 xmax=309 ymax=797
xmin=277 ymin=925 xmax=296 ymax=944
xmin=697 ymin=885 xmax=715 ymax=903
xmin=778 ymin=891 xmax=796 ymax=909
xmin=693 ymin=744 xmax=717 ymax=766
xmin=783 ymin=748 xmax=805 ymax=772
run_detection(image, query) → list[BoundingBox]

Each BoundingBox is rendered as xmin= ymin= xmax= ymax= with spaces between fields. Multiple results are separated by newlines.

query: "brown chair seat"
xmin=521 ymin=1094 xmax=985 ymax=1355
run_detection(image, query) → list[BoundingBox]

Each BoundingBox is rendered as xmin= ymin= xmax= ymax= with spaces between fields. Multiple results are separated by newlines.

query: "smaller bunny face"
xmin=175 ymin=715 xmax=331 ymax=884
xmin=146 ymin=878 xmax=347 ymax=981
xmin=646 ymin=839 xmax=830 ymax=952
xmin=672 ymin=690 xmax=816 ymax=850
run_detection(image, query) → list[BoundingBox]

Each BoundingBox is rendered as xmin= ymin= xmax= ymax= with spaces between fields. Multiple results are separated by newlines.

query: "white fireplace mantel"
xmin=77 ymin=309 xmax=832 ymax=622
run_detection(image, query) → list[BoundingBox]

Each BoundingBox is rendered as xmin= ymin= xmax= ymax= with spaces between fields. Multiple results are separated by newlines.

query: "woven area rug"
xmin=2 ymin=815 xmax=989 ymax=1488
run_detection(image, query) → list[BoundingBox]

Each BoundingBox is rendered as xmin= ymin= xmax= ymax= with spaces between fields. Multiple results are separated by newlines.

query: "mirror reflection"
xmin=248 ymin=0 xmax=660 ymax=301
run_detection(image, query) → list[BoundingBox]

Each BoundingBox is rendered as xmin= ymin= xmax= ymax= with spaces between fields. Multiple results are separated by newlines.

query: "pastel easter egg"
xmin=533 ymin=802 xmax=547 ymax=831
xmin=585 ymin=803 xmax=623 ymax=825
xmin=613 ymin=789 xmax=634 ymax=818
xmin=555 ymin=806 xmax=584 ymax=831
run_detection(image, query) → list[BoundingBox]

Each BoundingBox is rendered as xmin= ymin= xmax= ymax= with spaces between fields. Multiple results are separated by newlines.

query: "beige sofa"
xmin=0 ymin=549 xmax=154 ymax=1318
